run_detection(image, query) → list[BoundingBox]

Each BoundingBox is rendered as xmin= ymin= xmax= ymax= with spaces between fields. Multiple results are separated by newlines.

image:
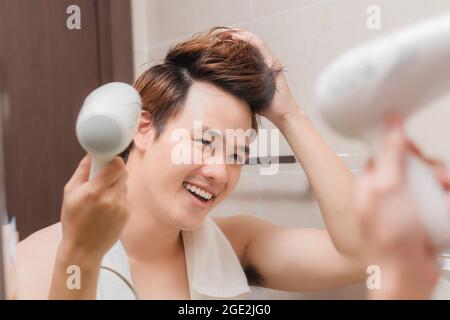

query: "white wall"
xmin=131 ymin=0 xmax=450 ymax=299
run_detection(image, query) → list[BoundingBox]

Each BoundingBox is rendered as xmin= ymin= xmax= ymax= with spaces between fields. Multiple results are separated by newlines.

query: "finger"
xmin=212 ymin=27 xmax=232 ymax=38
xmin=447 ymin=194 xmax=450 ymax=214
xmin=228 ymin=31 xmax=280 ymax=67
xmin=66 ymin=154 xmax=91 ymax=190
xmin=365 ymin=158 xmax=375 ymax=171
xmin=407 ymin=140 xmax=424 ymax=158
xmin=105 ymin=182 xmax=128 ymax=203
xmin=406 ymin=139 xmax=449 ymax=190
xmin=103 ymin=178 xmax=129 ymax=206
xmin=406 ymin=142 xmax=448 ymax=186
xmin=101 ymin=168 xmax=128 ymax=195
xmin=90 ymin=157 xmax=127 ymax=193
xmin=229 ymin=30 xmax=253 ymax=41
xmin=107 ymin=171 xmax=128 ymax=193
xmin=229 ymin=31 xmax=262 ymax=50
xmin=433 ymin=163 xmax=450 ymax=191
xmin=354 ymin=173 xmax=376 ymax=236
xmin=408 ymin=140 xmax=444 ymax=168
xmin=213 ymin=28 xmax=244 ymax=41
xmin=402 ymin=133 xmax=449 ymax=189
xmin=374 ymin=122 xmax=408 ymax=189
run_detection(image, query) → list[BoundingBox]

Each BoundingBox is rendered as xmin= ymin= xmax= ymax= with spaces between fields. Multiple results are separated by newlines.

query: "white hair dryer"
xmin=316 ymin=14 xmax=450 ymax=249
xmin=76 ymin=82 xmax=141 ymax=179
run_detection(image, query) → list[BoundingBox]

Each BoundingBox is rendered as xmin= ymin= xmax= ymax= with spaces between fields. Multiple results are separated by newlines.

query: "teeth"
xmin=183 ymin=182 xmax=213 ymax=200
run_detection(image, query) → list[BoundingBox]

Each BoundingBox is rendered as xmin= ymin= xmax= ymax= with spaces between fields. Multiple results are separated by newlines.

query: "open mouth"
xmin=183 ymin=182 xmax=215 ymax=203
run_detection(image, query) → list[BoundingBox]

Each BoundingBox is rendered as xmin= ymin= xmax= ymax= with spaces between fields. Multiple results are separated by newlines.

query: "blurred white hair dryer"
xmin=316 ymin=14 xmax=450 ymax=249
xmin=76 ymin=82 xmax=141 ymax=179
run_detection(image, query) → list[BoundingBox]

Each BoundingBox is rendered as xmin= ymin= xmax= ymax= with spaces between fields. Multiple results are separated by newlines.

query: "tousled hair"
xmin=121 ymin=27 xmax=282 ymax=161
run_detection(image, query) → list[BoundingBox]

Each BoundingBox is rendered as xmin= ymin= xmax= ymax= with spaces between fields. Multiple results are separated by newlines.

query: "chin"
xmin=176 ymin=212 xmax=208 ymax=231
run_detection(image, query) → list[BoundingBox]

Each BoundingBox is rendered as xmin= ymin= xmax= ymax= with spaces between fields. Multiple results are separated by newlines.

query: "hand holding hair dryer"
xmin=316 ymin=14 xmax=450 ymax=249
xmin=76 ymin=82 xmax=142 ymax=179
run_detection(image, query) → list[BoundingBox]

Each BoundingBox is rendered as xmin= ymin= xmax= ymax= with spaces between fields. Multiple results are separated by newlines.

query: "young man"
xmin=16 ymin=28 xmax=367 ymax=299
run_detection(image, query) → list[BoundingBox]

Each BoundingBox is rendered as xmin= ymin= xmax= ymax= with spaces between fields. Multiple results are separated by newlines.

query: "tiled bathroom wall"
xmin=131 ymin=0 xmax=450 ymax=299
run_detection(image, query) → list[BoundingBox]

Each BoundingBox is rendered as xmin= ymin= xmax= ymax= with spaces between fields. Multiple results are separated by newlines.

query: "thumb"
xmin=433 ymin=163 xmax=450 ymax=191
xmin=66 ymin=154 xmax=91 ymax=189
xmin=376 ymin=122 xmax=408 ymax=186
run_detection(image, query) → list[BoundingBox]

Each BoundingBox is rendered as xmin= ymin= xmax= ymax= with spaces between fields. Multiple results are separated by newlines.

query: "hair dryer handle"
xmin=89 ymin=155 xmax=113 ymax=180
xmin=406 ymin=154 xmax=450 ymax=249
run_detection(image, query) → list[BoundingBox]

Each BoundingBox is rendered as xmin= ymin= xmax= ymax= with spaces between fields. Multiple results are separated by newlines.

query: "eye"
xmin=194 ymin=139 xmax=212 ymax=146
xmin=202 ymin=139 xmax=211 ymax=146
xmin=230 ymin=153 xmax=243 ymax=164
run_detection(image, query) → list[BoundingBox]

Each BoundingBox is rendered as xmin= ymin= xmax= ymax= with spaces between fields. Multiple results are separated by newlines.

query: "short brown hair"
xmin=121 ymin=27 xmax=281 ymax=160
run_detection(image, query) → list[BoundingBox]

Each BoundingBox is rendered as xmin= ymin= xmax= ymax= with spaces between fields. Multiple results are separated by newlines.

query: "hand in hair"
xmin=227 ymin=29 xmax=302 ymax=126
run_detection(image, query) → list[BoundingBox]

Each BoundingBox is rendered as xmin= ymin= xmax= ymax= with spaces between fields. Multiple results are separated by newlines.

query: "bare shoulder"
xmin=213 ymin=214 xmax=280 ymax=264
xmin=16 ymin=222 xmax=62 ymax=299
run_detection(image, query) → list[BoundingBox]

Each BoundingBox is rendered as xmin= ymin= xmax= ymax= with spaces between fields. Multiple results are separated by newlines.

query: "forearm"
xmin=49 ymin=242 xmax=102 ymax=300
xmin=273 ymin=107 xmax=363 ymax=257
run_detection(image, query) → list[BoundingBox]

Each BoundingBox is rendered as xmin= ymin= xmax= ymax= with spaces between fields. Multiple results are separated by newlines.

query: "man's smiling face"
xmin=134 ymin=80 xmax=253 ymax=230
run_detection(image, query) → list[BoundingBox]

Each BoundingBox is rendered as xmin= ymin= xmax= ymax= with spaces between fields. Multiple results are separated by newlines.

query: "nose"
xmin=200 ymin=163 xmax=228 ymax=186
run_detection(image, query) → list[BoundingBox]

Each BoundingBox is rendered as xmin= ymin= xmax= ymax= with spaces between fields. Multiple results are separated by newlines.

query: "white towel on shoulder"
xmin=96 ymin=216 xmax=251 ymax=300
xmin=182 ymin=216 xmax=251 ymax=300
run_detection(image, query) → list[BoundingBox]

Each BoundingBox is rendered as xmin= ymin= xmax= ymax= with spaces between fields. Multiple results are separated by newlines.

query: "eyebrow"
xmin=201 ymin=126 xmax=250 ymax=154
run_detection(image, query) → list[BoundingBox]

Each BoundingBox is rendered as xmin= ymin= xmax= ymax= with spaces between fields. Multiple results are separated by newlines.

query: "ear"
xmin=133 ymin=111 xmax=155 ymax=152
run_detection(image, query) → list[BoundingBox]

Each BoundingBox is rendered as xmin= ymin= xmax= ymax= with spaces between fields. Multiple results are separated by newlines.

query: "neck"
xmin=120 ymin=153 xmax=182 ymax=263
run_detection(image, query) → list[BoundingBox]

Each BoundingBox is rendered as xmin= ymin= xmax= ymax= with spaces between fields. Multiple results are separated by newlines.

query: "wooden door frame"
xmin=96 ymin=0 xmax=134 ymax=84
